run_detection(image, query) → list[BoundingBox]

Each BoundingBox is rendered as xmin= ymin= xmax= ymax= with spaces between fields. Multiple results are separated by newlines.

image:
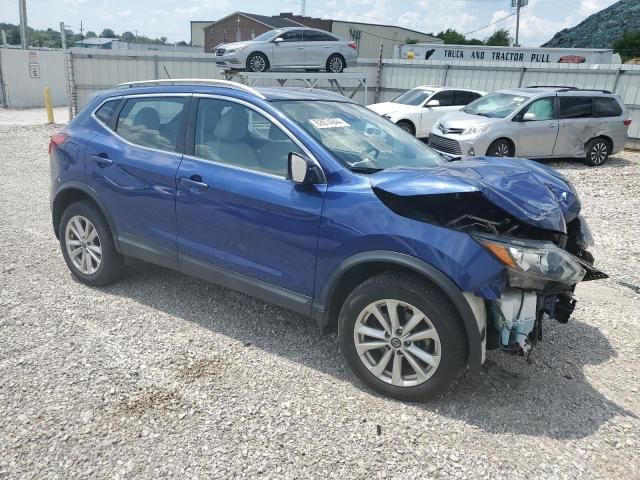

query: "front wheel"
xmin=326 ymin=54 xmax=345 ymax=73
xmin=338 ymin=272 xmax=467 ymax=401
xmin=246 ymin=52 xmax=269 ymax=73
xmin=584 ymin=138 xmax=610 ymax=166
xmin=486 ymin=139 xmax=514 ymax=157
xmin=396 ymin=120 xmax=415 ymax=136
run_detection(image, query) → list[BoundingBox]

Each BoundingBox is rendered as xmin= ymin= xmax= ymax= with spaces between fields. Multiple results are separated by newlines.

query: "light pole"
xmin=19 ymin=0 xmax=28 ymax=49
xmin=512 ymin=0 xmax=528 ymax=47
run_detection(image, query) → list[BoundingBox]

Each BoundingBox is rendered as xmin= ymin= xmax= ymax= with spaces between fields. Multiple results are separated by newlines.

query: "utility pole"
xmin=79 ymin=21 xmax=84 ymax=41
xmin=1 ymin=30 xmax=7 ymax=48
xmin=301 ymin=0 xmax=306 ymax=16
xmin=513 ymin=0 xmax=527 ymax=47
xmin=60 ymin=22 xmax=67 ymax=49
xmin=19 ymin=0 xmax=28 ymax=49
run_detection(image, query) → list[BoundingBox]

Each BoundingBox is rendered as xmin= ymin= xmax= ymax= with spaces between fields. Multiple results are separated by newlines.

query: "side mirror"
xmin=274 ymin=37 xmax=284 ymax=44
xmin=288 ymin=152 xmax=325 ymax=185
xmin=522 ymin=112 xmax=537 ymax=122
xmin=425 ymin=99 xmax=440 ymax=107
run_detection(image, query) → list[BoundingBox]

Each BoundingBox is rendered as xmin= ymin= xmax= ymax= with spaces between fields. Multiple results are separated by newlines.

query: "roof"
xmin=329 ymin=19 xmax=440 ymax=40
xmin=76 ymin=38 xmax=117 ymax=45
xmin=202 ymin=11 xmax=304 ymax=31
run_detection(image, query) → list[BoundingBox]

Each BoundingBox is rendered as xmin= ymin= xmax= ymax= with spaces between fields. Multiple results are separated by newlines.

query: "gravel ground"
xmin=1 ymin=109 xmax=639 ymax=479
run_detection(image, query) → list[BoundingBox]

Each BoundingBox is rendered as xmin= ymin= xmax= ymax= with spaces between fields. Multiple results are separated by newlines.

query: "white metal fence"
xmin=2 ymin=47 xmax=639 ymax=144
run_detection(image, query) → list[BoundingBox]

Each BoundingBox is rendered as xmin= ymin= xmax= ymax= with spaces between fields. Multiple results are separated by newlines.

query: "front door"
xmin=85 ymin=95 xmax=189 ymax=256
xmin=271 ymin=29 xmax=305 ymax=67
xmin=419 ymin=90 xmax=458 ymax=137
xmin=515 ymin=97 xmax=558 ymax=157
xmin=176 ymin=97 xmax=326 ymax=299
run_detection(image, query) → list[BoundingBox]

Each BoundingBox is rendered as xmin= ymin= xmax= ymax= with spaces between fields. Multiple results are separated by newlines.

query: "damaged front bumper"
xmin=471 ymin=215 xmax=607 ymax=356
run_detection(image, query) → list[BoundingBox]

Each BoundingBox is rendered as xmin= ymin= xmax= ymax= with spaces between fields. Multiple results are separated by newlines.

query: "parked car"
xmin=214 ymin=27 xmax=357 ymax=73
xmin=429 ymin=86 xmax=631 ymax=166
xmin=367 ymin=86 xmax=485 ymax=138
xmin=50 ymin=79 xmax=606 ymax=401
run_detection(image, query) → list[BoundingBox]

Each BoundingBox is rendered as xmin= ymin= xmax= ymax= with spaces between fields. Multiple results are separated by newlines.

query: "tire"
xmin=338 ymin=272 xmax=467 ymax=401
xmin=59 ymin=201 xmax=124 ymax=287
xmin=396 ymin=120 xmax=415 ymax=136
xmin=584 ymin=138 xmax=610 ymax=166
xmin=246 ymin=52 xmax=269 ymax=73
xmin=486 ymin=139 xmax=514 ymax=157
xmin=326 ymin=54 xmax=345 ymax=73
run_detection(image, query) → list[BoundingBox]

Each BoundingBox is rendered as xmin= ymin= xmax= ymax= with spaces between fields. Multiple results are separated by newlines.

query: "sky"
xmin=0 ymin=0 xmax=620 ymax=46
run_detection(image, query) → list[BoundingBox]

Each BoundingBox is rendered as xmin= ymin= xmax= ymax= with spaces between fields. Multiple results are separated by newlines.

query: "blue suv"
xmin=50 ymin=79 xmax=606 ymax=400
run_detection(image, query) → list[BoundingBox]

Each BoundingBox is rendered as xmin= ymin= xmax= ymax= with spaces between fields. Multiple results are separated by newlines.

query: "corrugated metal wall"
xmin=0 ymin=48 xmax=67 ymax=107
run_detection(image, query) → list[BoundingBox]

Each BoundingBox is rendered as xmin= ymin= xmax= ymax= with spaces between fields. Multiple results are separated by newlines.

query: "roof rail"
xmin=560 ymin=88 xmax=613 ymax=94
xmin=113 ymin=78 xmax=266 ymax=99
xmin=526 ymin=85 xmax=613 ymax=94
xmin=526 ymin=85 xmax=577 ymax=90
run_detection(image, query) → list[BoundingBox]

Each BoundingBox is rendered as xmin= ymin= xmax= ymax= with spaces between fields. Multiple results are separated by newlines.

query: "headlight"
xmin=463 ymin=124 xmax=492 ymax=135
xmin=474 ymin=234 xmax=585 ymax=289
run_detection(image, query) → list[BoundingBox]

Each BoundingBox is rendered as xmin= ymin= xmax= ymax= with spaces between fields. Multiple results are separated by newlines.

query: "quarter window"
xmin=194 ymin=98 xmax=302 ymax=177
xmin=116 ymin=97 xmax=187 ymax=152
xmin=593 ymin=97 xmax=623 ymax=117
xmin=559 ymin=97 xmax=592 ymax=119
xmin=95 ymin=99 xmax=120 ymax=126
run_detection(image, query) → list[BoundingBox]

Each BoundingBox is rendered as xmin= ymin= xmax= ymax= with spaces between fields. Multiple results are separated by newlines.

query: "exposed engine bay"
xmin=369 ymin=158 xmax=609 ymax=358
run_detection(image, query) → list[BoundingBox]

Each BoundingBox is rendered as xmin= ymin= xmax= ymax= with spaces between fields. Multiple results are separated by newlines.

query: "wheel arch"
xmin=396 ymin=119 xmax=416 ymax=135
xmin=486 ymin=137 xmax=516 ymax=156
xmin=313 ymin=251 xmax=482 ymax=373
xmin=586 ymin=134 xmax=613 ymax=151
xmin=52 ymin=184 xmax=118 ymax=247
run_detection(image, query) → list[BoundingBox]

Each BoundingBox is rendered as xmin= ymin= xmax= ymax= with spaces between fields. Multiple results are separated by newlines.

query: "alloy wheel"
xmin=353 ymin=299 xmax=441 ymax=387
xmin=590 ymin=141 xmax=608 ymax=165
xmin=249 ymin=55 xmax=266 ymax=72
xmin=494 ymin=143 xmax=511 ymax=157
xmin=329 ymin=56 xmax=344 ymax=73
xmin=65 ymin=215 xmax=102 ymax=275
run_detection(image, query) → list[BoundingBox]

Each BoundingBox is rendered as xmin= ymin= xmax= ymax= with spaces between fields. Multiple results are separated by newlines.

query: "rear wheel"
xmin=584 ymin=138 xmax=610 ymax=166
xmin=326 ymin=54 xmax=345 ymax=73
xmin=246 ymin=52 xmax=269 ymax=73
xmin=396 ymin=120 xmax=415 ymax=136
xmin=338 ymin=272 xmax=467 ymax=401
xmin=486 ymin=139 xmax=514 ymax=157
xmin=59 ymin=201 xmax=123 ymax=286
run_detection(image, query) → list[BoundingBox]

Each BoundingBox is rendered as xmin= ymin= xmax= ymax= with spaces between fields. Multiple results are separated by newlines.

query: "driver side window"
xmin=521 ymin=97 xmax=555 ymax=121
xmin=281 ymin=30 xmax=302 ymax=42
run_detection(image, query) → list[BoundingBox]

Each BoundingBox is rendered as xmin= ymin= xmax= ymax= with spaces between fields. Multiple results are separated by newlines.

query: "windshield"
xmin=276 ymin=100 xmax=443 ymax=172
xmin=252 ymin=29 xmax=283 ymax=42
xmin=392 ymin=89 xmax=434 ymax=106
xmin=463 ymin=92 xmax=530 ymax=118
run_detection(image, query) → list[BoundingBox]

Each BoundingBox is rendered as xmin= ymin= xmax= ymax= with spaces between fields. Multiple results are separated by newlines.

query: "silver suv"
xmin=429 ymin=87 xmax=631 ymax=166
xmin=214 ymin=27 xmax=358 ymax=73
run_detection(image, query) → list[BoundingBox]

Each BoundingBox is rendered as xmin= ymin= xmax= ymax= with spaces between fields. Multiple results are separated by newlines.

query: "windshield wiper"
xmin=350 ymin=166 xmax=383 ymax=174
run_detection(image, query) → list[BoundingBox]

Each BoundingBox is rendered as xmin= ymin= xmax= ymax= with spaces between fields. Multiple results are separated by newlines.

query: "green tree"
xmin=100 ymin=28 xmax=116 ymax=38
xmin=85 ymin=31 xmax=97 ymax=38
xmin=485 ymin=28 xmax=512 ymax=46
xmin=121 ymin=31 xmax=135 ymax=42
xmin=405 ymin=38 xmax=419 ymax=44
xmin=613 ymin=30 xmax=640 ymax=62
xmin=437 ymin=28 xmax=466 ymax=44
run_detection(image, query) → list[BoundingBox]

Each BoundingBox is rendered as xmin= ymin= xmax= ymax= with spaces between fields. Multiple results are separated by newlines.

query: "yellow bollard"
xmin=43 ymin=87 xmax=54 ymax=124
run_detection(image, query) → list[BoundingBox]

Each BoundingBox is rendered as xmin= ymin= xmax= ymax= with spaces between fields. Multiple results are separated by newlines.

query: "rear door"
xmin=303 ymin=30 xmax=339 ymax=67
xmin=514 ymin=96 xmax=558 ymax=157
xmin=84 ymin=94 xmax=189 ymax=263
xmin=271 ymin=29 xmax=305 ymax=67
xmin=553 ymin=96 xmax=594 ymax=157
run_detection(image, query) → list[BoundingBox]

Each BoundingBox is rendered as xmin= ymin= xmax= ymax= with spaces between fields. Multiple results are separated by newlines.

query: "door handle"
xmin=297 ymin=46 xmax=304 ymax=49
xmin=91 ymin=153 xmax=113 ymax=167
xmin=180 ymin=175 xmax=209 ymax=190
xmin=547 ymin=123 xmax=557 ymax=128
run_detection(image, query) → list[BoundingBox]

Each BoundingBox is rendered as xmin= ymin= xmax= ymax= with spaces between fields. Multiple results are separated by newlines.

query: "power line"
xmin=463 ymin=13 xmax=515 ymax=36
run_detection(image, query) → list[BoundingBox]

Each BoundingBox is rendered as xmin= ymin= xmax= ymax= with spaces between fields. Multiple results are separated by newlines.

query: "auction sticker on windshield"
xmin=309 ymin=118 xmax=350 ymax=129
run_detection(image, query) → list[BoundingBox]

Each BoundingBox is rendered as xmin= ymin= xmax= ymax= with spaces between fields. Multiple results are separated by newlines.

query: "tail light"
xmin=348 ymin=41 xmax=357 ymax=50
xmin=49 ymin=133 xmax=69 ymax=155
xmin=623 ymin=119 xmax=632 ymax=126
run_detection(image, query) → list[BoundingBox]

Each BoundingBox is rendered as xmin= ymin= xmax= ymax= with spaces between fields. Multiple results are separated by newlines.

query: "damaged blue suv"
xmin=50 ymin=80 xmax=607 ymax=400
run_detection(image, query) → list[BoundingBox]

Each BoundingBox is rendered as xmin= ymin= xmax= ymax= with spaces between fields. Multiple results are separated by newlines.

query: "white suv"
xmin=429 ymin=87 xmax=631 ymax=166
xmin=367 ymin=86 xmax=485 ymax=139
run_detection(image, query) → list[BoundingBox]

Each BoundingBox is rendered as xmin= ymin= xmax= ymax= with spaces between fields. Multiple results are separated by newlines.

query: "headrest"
xmin=268 ymin=123 xmax=289 ymax=141
xmin=214 ymin=107 xmax=248 ymax=142
xmin=133 ymin=107 xmax=160 ymax=130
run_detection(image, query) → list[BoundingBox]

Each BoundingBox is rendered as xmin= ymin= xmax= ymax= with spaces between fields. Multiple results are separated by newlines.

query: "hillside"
xmin=541 ymin=0 xmax=640 ymax=48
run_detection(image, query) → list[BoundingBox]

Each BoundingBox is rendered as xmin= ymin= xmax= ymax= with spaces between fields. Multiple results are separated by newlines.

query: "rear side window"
xmin=304 ymin=31 xmax=338 ymax=42
xmin=593 ymin=97 xmax=623 ymax=117
xmin=95 ymin=99 xmax=119 ymax=126
xmin=559 ymin=97 xmax=592 ymax=119
xmin=452 ymin=91 xmax=481 ymax=106
xmin=431 ymin=90 xmax=453 ymax=107
xmin=115 ymin=97 xmax=187 ymax=152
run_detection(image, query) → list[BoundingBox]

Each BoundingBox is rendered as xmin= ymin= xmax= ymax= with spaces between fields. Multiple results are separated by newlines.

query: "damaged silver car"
xmin=429 ymin=86 xmax=630 ymax=166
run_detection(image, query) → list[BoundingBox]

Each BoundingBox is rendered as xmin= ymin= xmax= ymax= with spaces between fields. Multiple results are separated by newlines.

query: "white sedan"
xmin=367 ymin=86 xmax=486 ymax=139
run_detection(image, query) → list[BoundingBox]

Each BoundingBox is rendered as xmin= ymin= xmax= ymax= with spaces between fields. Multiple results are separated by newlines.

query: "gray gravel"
xmin=1 ymin=110 xmax=639 ymax=479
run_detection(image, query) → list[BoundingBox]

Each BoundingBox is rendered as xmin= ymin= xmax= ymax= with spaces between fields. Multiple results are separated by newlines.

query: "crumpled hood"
xmin=369 ymin=157 xmax=581 ymax=233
